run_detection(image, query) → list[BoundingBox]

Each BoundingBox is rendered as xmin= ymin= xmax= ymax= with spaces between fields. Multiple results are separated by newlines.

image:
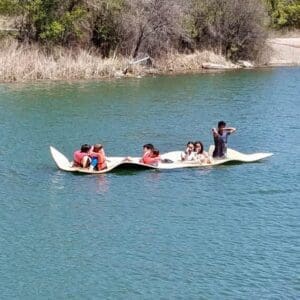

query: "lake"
xmin=0 ymin=68 xmax=299 ymax=299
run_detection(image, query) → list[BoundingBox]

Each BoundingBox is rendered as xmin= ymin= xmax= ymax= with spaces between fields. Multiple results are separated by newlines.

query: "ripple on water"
xmin=0 ymin=68 xmax=299 ymax=298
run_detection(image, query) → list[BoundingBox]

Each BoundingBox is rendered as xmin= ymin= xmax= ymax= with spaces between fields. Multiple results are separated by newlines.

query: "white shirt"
xmin=181 ymin=151 xmax=196 ymax=161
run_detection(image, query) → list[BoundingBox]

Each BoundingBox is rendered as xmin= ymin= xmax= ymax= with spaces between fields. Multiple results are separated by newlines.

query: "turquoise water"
xmin=0 ymin=68 xmax=299 ymax=299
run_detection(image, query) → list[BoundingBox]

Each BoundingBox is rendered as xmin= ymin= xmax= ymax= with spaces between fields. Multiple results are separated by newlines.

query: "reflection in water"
xmin=49 ymin=171 xmax=66 ymax=190
xmin=96 ymin=175 xmax=109 ymax=194
xmin=195 ymin=167 xmax=213 ymax=176
xmin=147 ymin=170 xmax=162 ymax=182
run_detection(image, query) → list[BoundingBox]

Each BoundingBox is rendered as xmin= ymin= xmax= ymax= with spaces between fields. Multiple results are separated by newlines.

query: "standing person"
xmin=89 ymin=144 xmax=107 ymax=171
xmin=181 ymin=141 xmax=196 ymax=161
xmin=73 ymin=144 xmax=91 ymax=168
xmin=212 ymin=121 xmax=236 ymax=158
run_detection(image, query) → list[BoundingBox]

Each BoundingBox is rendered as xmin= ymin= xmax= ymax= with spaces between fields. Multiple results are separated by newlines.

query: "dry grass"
xmin=0 ymin=39 xmax=129 ymax=82
xmin=0 ymin=39 xmax=240 ymax=82
xmin=0 ymin=16 xmax=17 ymax=31
xmin=154 ymin=50 xmax=237 ymax=73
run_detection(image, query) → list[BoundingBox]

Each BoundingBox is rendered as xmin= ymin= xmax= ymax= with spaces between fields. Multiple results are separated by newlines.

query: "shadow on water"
xmin=110 ymin=163 xmax=157 ymax=176
xmin=51 ymin=160 xmax=268 ymax=177
xmin=57 ymin=164 xmax=157 ymax=176
xmin=220 ymin=160 xmax=267 ymax=166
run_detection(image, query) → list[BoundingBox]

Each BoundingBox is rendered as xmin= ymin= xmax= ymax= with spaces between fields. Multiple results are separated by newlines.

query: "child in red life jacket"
xmin=73 ymin=144 xmax=91 ymax=168
xmin=89 ymin=144 xmax=107 ymax=171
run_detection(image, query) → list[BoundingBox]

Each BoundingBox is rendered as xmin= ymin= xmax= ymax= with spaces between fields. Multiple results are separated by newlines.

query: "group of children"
xmin=180 ymin=120 xmax=237 ymax=162
xmin=73 ymin=143 xmax=107 ymax=171
xmin=72 ymin=121 xmax=236 ymax=170
xmin=181 ymin=141 xmax=211 ymax=164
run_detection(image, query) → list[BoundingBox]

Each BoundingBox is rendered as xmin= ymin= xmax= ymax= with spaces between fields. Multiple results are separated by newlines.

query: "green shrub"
xmin=189 ymin=0 xmax=268 ymax=61
xmin=1 ymin=0 xmax=271 ymax=61
xmin=17 ymin=0 xmax=88 ymax=45
xmin=91 ymin=0 xmax=124 ymax=57
xmin=0 ymin=0 xmax=21 ymax=15
xmin=265 ymin=0 xmax=300 ymax=28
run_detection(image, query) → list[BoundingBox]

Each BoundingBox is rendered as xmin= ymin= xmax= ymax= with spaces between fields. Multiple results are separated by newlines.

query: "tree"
xmin=1 ymin=0 xmax=270 ymax=61
xmin=118 ymin=0 xmax=189 ymax=58
xmin=265 ymin=0 xmax=300 ymax=28
xmin=16 ymin=0 xmax=89 ymax=45
xmin=89 ymin=0 xmax=124 ymax=57
xmin=189 ymin=0 xmax=268 ymax=61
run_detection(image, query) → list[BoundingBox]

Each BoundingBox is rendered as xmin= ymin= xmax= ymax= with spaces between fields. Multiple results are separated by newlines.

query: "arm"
xmin=88 ymin=151 xmax=96 ymax=158
xmin=225 ymin=127 xmax=236 ymax=133
xmin=100 ymin=148 xmax=106 ymax=156
xmin=90 ymin=151 xmax=105 ymax=163
xmin=212 ymin=128 xmax=219 ymax=137
xmin=203 ymin=151 xmax=211 ymax=163
xmin=139 ymin=153 xmax=146 ymax=163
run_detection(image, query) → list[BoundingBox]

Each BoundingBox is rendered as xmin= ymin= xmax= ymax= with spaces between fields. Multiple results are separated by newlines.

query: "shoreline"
xmin=0 ymin=37 xmax=299 ymax=83
xmin=1 ymin=63 xmax=299 ymax=85
xmin=2 ymin=66 xmax=299 ymax=87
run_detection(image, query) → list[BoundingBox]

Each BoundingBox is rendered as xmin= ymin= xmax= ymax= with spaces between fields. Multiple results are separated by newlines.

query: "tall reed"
xmin=0 ymin=39 xmax=128 ymax=82
xmin=0 ymin=39 xmax=237 ymax=82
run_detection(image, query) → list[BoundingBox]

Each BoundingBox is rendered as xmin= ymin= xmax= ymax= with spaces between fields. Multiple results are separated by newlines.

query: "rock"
xmin=237 ymin=60 xmax=254 ymax=68
xmin=202 ymin=63 xmax=237 ymax=69
xmin=114 ymin=71 xmax=125 ymax=78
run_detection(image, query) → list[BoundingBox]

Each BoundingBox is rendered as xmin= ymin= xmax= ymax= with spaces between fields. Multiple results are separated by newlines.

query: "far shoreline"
xmin=0 ymin=36 xmax=300 ymax=84
xmin=1 ymin=65 xmax=300 ymax=85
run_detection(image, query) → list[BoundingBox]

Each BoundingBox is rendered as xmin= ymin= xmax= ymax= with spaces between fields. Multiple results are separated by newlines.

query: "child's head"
xmin=152 ymin=148 xmax=160 ymax=157
xmin=143 ymin=143 xmax=154 ymax=153
xmin=93 ymin=144 xmax=103 ymax=152
xmin=194 ymin=141 xmax=204 ymax=154
xmin=186 ymin=141 xmax=195 ymax=151
xmin=218 ymin=121 xmax=226 ymax=130
xmin=81 ymin=144 xmax=91 ymax=153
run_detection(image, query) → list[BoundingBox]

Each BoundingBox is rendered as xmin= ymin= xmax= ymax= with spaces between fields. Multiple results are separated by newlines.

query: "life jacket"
xmin=73 ymin=150 xmax=88 ymax=166
xmin=140 ymin=151 xmax=152 ymax=164
xmin=89 ymin=150 xmax=107 ymax=170
xmin=143 ymin=155 xmax=160 ymax=165
xmin=97 ymin=151 xmax=107 ymax=170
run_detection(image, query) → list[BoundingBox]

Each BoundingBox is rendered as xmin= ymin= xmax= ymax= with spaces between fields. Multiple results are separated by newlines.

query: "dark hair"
xmin=186 ymin=141 xmax=194 ymax=147
xmin=81 ymin=144 xmax=91 ymax=153
xmin=143 ymin=143 xmax=154 ymax=150
xmin=152 ymin=148 xmax=160 ymax=157
xmin=218 ymin=121 xmax=226 ymax=128
xmin=194 ymin=141 xmax=204 ymax=154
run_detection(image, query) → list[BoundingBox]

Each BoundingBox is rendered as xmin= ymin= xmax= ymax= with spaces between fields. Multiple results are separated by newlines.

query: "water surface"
xmin=0 ymin=68 xmax=299 ymax=299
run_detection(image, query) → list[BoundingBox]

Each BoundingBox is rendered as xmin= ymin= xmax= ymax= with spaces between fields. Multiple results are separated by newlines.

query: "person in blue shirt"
xmin=212 ymin=121 xmax=236 ymax=158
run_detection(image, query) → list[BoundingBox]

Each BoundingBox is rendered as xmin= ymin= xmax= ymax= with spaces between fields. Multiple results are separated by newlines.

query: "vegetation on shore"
xmin=1 ymin=38 xmax=239 ymax=81
xmin=265 ymin=0 xmax=300 ymax=29
xmin=0 ymin=0 xmax=299 ymax=81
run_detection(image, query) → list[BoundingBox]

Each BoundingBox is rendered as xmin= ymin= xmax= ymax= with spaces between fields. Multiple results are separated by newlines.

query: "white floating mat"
xmin=50 ymin=146 xmax=273 ymax=174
